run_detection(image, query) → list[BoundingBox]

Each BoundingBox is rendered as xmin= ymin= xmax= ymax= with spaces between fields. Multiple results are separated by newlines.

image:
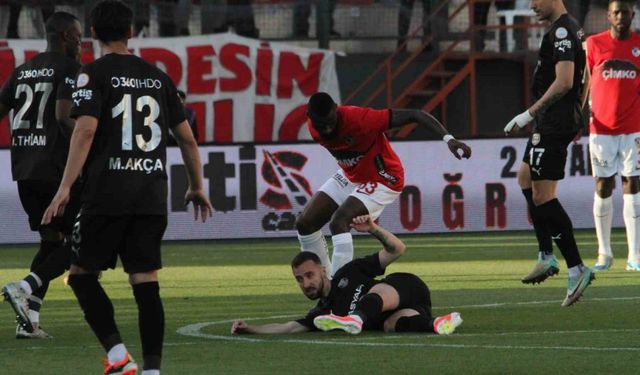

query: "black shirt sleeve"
xmin=56 ymin=61 xmax=80 ymax=101
xmin=165 ymin=79 xmax=186 ymax=129
xmin=295 ymin=302 xmax=330 ymax=331
xmin=70 ymin=65 xmax=102 ymax=120
xmin=342 ymin=253 xmax=386 ymax=278
xmin=550 ymin=25 xmax=576 ymax=64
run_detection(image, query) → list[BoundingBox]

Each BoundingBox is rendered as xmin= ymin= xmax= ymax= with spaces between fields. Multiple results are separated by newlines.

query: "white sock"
xmin=568 ymin=265 xmax=583 ymax=278
xmin=331 ymin=233 xmax=353 ymax=276
xmin=142 ymin=370 xmax=160 ymax=375
xmin=297 ymin=231 xmax=331 ymax=272
xmin=623 ymin=193 xmax=640 ymax=263
xmin=28 ymin=310 xmax=39 ymax=326
xmin=18 ymin=280 xmax=33 ymax=295
xmin=593 ymin=193 xmax=613 ymax=257
xmin=107 ymin=343 xmax=128 ymax=364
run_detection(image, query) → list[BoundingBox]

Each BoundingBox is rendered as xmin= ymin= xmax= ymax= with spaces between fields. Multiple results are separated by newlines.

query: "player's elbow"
xmin=395 ymin=241 xmax=407 ymax=256
xmin=555 ymin=79 xmax=572 ymax=93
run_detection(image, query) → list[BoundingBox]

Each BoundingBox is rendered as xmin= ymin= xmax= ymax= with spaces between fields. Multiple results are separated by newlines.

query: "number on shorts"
xmin=356 ymin=182 xmax=378 ymax=195
xmin=529 ymin=147 xmax=545 ymax=167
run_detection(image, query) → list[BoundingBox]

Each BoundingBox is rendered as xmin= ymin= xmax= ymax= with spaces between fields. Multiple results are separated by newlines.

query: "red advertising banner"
xmin=0 ymin=34 xmax=341 ymax=145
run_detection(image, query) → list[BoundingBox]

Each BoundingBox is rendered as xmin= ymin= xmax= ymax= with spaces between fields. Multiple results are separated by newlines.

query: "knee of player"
xmin=383 ymin=319 xmax=396 ymax=333
xmin=295 ymin=214 xmax=316 ymax=235
xmin=39 ymin=227 xmax=64 ymax=242
xmin=328 ymin=215 xmax=350 ymax=234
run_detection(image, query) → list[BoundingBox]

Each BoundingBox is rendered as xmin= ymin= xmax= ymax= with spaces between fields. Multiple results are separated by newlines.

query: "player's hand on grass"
xmin=231 ymin=320 xmax=250 ymax=334
xmin=185 ymin=188 xmax=214 ymax=223
xmin=504 ymin=110 xmax=534 ymax=136
xmin=350 ymin=215 xmax=374 ymax=232
xmin=447 ymin=139 xmax=472 ymax=160
xmin=41 ymin=186 xmax=71 ymax=225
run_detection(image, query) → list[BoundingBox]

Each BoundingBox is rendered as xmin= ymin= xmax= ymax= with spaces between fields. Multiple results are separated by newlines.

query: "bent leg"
xmin=295 ymin=191 xmax=338 ymax=272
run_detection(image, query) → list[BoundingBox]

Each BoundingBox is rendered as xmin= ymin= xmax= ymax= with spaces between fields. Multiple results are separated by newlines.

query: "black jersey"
xmin=0 ymin=52 xmax=80 ymax=181
xmin=296 ymin=253 xmax=385 ymax=330
xmin=532 ymin=13 xmax=585 ymax=135
xmin=70 ymin=54 xmax=185 ymax=215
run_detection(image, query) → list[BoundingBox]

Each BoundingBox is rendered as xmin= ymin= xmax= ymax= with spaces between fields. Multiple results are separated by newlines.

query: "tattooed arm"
xmin=351 ymin=215 xmax=407 ymax=268
xmin=505 ymin=61 xmax=575 ymax=135
xmin=529 ymin=61 xmax=574 ymax=117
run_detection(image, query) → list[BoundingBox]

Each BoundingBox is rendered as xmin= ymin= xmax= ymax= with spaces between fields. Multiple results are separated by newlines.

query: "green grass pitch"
xmin=0 ymin=229 xmax=638 ymax=374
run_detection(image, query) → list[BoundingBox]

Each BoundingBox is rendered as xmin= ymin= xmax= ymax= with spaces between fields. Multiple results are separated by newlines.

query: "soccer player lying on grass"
xmin=231 ymin=215 xmax=462 ymax=336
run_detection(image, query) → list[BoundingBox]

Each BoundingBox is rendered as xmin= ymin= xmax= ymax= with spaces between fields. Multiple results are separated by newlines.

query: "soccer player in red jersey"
xmin=586 ymin=0 xmax=640 ymax=271
xmin=295 ymin=92 xmax=471 ymax=276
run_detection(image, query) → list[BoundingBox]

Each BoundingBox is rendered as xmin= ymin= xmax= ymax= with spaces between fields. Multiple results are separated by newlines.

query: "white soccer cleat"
xmin=16 ymin=324 xmax=52 ymax=339
xmin=593 ymin=254 xmax=613 ymax=271
xmin=2 ymin=282 xmax=32 ymax=333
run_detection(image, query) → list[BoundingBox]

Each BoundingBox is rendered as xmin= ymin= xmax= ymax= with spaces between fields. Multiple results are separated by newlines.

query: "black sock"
xmin=67 ymin=274 xmax=122 ymax=351
xmin=395 ymin=314 xmax=434 ymax=333
xmin=133 ymin=282 xmax=164 ymax=371
xmin=535 ymin=199 xmax=583 ymax=267
xmin=522 ymin=189 xmax=553 ymax=255
xmin=353 ymin=293 xmax=383 ymax=325
xmin=31 ymin=239 xmax=70 ymax=284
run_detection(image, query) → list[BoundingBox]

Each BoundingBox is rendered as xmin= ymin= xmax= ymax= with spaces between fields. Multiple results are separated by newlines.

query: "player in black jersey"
xmin=41 ymin=2 xmax=213 ymax=374
xmin=231 ymin=215 xmax=462 ymax=336
xmin=0 ymin=11 xmax=82 ymax=339
xmin=503 ymin=0 xmax=594 ymax=307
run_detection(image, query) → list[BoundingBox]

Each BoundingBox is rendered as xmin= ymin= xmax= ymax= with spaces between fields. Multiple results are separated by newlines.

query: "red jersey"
xmin=308 ymin=105 xmax=404 ymax=191
xmin=587 ymin=31 xmax=640 ymax=135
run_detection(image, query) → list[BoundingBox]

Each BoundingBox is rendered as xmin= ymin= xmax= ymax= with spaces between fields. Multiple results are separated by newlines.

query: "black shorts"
xmin=522 ymin=132 xmax=577 ymax=181
xmin=17 ymin=180 xmax=82 ymax=234
xmin=381 ymin=273 xmax=432 ymax=317
xmin=71 ymin=214 xmax=167 ymax=274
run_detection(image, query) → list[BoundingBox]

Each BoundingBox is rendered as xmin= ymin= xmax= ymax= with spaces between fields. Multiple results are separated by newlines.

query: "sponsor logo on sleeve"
xmin=76 ymin=73 xmax=89 ymax=88
xmin=555 ymin=27 xmax=568 ymax=39
xmin=632 ymin=47 xmax=640 ymax=58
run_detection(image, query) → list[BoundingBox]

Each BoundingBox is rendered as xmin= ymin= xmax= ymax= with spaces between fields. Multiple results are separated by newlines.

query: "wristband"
xmin=443 ymin=134 xmax=455 ymax=143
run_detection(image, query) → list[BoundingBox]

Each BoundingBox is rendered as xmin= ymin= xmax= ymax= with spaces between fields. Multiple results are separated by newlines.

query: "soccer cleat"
xmin=561 ymin=267 xmax=595 ymax=307
xmin=103 ymin=353 xmax=138 ymax=375
xmin=593 ymin=254 xmax=613 ymax=271
xmin=313 ymin=313 xmax=363 ymax=335
xmin=16 ymin=324 xmax=52 ymax=339
xmin=2 ymin=282 xmax=33 ymax=333
xmin=625 ymin=261 xmax=640 ymax=271
xmin=433 ymin=312 xmax=463 ymax=335
xmin=521 ymin=255 xmax=560 ymax=284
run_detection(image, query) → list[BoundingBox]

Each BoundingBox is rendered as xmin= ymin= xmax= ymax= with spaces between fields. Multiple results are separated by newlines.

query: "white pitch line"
xmin=175 ymin=323 xmax=640 ymax=352
xmin=440 ymin=295 xmax=640 ymax=309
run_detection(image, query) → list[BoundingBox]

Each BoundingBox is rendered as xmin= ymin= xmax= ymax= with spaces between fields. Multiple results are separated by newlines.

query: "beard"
xmin=303 ymin=279 xmax=324 ymax=300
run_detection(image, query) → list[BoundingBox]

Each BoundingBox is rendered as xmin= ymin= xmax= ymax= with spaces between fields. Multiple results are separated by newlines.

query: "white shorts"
xmin=589 ymin=133 xmax=640 ymax=178
xmin=318 ymin=169 xmax=401 ymax=219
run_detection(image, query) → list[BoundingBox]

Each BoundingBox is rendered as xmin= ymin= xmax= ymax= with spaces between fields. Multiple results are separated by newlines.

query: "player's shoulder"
xmin=587 ymin=31 xmax=611 ymax=44
xmin=551 ymin=14 xmax=583 ymax=40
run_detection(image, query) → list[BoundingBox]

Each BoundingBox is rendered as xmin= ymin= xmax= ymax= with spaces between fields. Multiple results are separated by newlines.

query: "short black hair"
xmin=45 ymin=11 xmax=78 ymax=36
xmin=90 ymin=0 xmax=133 ymax=43
xmin=307 ymin=92 xmax=335 ymax=118
xmin=291 ymin=251 xmax=321 ymax=269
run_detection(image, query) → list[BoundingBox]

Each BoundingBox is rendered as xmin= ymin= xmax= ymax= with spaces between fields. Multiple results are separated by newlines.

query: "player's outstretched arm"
xmin=173 ymin=120 xmax=214 ymax=222
xmin=231 ymin=320 xmax=309 ymax=334
xmin=504 ymin=61 xmax=574 ymax=136
xmin=42 ymin=115 xmax=97 ymax=225
xmin=389 ymin=109 xmax=471 ymax=160
xmin=351 ymin=215 xmax=406 ymax=268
